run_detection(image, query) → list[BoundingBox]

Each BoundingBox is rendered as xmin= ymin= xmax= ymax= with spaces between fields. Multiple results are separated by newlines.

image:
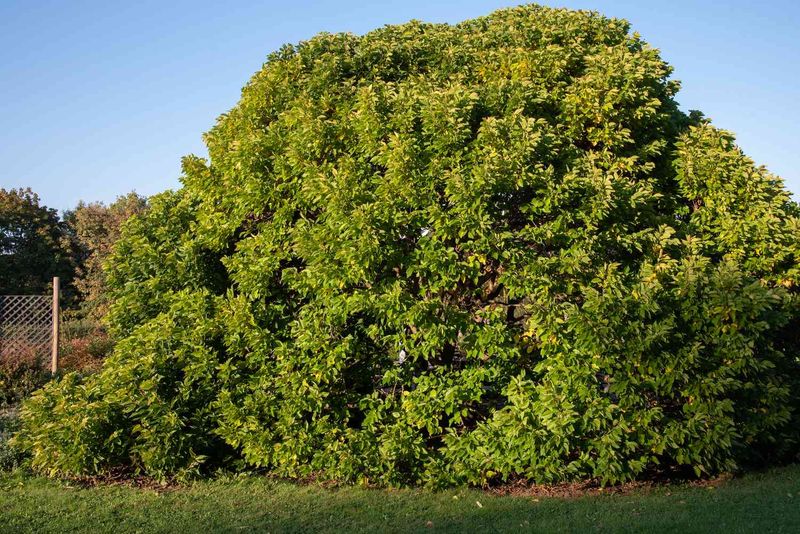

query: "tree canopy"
xmin=65 ymin=192 xmax=149 ymax=321
xmin=0 ymin=188 xmax=75 ymax=296
xmin=17 ymin=4 xmax=800 ymax=486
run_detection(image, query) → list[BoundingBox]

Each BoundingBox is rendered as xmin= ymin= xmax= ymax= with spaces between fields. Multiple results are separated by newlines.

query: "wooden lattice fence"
xmin=0 ymin=277 xmax=60 ymax=373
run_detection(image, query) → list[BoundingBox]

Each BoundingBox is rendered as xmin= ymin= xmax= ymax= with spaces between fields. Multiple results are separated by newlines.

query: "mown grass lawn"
xmin=0 ymin=465 xmax=798 ymax=533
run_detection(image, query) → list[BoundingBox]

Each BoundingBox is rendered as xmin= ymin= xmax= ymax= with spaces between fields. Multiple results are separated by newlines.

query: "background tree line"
xmin=0 ymin=187 xmax=147 ymax=314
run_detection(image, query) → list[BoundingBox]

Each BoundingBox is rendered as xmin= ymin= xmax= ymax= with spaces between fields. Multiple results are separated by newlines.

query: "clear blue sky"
xmin=1 ymin=1 xmax=798 ymax=212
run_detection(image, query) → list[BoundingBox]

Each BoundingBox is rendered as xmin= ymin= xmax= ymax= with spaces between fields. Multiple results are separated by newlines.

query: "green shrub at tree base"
xmin=0 ymin=353 xmax=50 ymax=408
xmin=0 ymin=188 xmax=77 ymax=298
xmin=15 ymin=4 xmax=800 ymax=485
xmin=16 ymin=290 xmax=229 ymax=477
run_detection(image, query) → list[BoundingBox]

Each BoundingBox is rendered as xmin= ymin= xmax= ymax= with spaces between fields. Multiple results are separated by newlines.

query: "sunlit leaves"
xmin=17 ymin=4 xmax=800 ymax=486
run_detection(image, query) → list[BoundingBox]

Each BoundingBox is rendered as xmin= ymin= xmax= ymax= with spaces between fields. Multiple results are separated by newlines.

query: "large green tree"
xmin=0 ymin=188 xmax=75 ymax=296
xmin=17 ymin=5 xmax=800 ymax=486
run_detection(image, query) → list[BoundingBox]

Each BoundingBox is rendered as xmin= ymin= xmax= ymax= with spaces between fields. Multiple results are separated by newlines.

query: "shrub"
xmin=0 ymin=188 xmax=77 ymax=297
xmin=0 ymin=350 xmax=50 ymax=408
xmin=17 ymin=4 xmax=800 ymax=485
xmin=15 ymin=290 xmax=229 ymax=478
xmin=0 ymin=409 xmax=24 ymax=471
xmin=58 ymin=317 xmax=114 ymax=373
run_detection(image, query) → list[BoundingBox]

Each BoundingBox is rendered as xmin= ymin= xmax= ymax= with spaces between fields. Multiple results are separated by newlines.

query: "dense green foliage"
xmin=0 ymin=410 xmax=23 ymax=470
xmin=0 ymin=359 xmax=49 ymax=408
xmin=65 ymin=192 xmax=149 ymax=322
xmin=0 ymin=188 xmax=76 ymax=296
xmin=16 ymin=5 xmax=800 ymax=485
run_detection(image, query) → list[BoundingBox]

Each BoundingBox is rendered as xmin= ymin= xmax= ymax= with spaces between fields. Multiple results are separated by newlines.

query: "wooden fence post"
xmin=51 ymin=276 xmax=59 ymax=374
